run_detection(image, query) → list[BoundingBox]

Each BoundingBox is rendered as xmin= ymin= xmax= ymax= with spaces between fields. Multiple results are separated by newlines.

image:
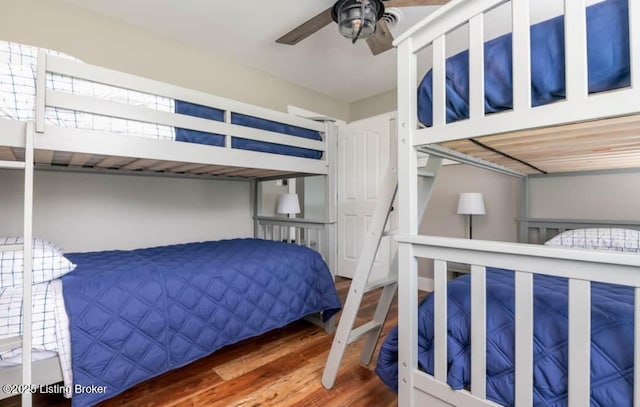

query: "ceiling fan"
xmin=276 ymin=0 xmax=450 ymax=56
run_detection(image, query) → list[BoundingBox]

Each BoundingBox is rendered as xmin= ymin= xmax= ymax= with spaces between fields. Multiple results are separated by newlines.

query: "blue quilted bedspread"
xmin=418 ymin=0 xmax=630 ymax=127
xmin=62 ymin=239 xmax=341 ymax=406
xmin=375 ymin=268 xmax=634 ymax=406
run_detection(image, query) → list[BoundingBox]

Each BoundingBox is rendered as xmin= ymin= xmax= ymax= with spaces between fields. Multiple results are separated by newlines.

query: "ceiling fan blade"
xmin=276 ymin=8 xmax=334 ymax=45
xmin=366 ymin=19 xmax=394 ymax=56
xmin=384 ymin=0 xmax=450 ymax=7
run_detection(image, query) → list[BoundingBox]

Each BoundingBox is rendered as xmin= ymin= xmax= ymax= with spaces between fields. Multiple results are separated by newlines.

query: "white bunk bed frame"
xmin=0 ymin=51 xmax=338 ymax=406
xmin=393 ymin=0 xmax=640 ymax=406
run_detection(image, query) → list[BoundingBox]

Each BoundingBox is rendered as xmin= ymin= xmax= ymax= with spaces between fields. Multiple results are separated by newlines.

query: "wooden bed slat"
xmin=68 ymin=153 xmax=93 ymax=167
xmin=441 ymin=114 xmax=640 ymax=174
xmin=34 ymin=149 xmax=54 ymax=165
xmin=0 ymin=147 xmax=17 ymax=162
xmin=96 ymin=156 xmax=135 ymax=169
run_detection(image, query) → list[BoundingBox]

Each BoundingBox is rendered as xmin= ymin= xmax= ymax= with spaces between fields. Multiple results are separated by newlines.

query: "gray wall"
xmin=421 ymin=164 xmax=520 ymax=242
xmin=350 ymin=89 xmax=396 ymax=122
xmin=528 ymin=170 xmax=640 ymax=221
xmin=0 ymin=170 xmax=252 ymax=253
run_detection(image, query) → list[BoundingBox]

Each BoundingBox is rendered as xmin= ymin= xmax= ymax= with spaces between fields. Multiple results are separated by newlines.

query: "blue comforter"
xmin=418 ymin=0 xmax=630 ymax=127
xmin=375 ymin=268 xmax=634 ymax=406
xmin=62 ymin=239 xmax=341 ymax=406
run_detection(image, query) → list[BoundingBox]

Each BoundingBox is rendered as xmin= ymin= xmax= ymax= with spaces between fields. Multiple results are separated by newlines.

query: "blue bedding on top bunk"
xmin=61 ymin=239 xmax=341 ymax=406
xmin=375 ymin=268 xmax=634 ymax=406
xmin=418 ymin=0 xmax=630 ymax=127
xmin=174 ymin=101 xmax=323 ymax=159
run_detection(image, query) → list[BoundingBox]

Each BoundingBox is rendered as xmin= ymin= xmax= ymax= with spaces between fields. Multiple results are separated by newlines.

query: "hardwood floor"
xmin=1 ymin=277 xmax=400 ymax=406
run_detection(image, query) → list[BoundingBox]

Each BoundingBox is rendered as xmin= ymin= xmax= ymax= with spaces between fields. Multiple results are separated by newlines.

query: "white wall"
xmin=528 ymin=170 xmax=640 ymax=221
xmin=0 ymin=170 xmax=252 ymax=253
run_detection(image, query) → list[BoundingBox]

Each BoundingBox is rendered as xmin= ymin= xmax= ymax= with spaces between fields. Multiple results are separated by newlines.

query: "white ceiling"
xmin=61 ymin=0 xmax=441 ymax=103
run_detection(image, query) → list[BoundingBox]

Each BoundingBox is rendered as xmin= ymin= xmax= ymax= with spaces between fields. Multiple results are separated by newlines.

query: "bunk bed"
xmin=0 ymin=41 xmax=340 ymax=406
xmin=381 ymin=0 xmax=640 ymax=406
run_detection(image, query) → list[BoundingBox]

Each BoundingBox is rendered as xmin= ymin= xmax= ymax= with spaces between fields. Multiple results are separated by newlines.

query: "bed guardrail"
xmin=255 ymin=216 xmax=336 ymax=263
xmin=396 ymin=234 xmax=640 ymax=407
xmin=395 ymin=0 xmax=640 ymax=148
xmin=30 ymin=52 xmax=330 ymax=175
xmin=519 ymin=217 xmax=640 ymax=244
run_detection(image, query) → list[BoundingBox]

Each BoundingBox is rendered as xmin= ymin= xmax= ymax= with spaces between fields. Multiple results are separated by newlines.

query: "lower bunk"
xmin=376 ymin=229 xmax=640 ymax=406
xmin=0 ymin=238 xmax=341 ymax=406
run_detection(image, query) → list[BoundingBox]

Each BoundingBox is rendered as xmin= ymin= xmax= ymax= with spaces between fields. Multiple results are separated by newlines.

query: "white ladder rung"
xmin=347 ymin=321 xmax=383 ymax=344
xmin=0 ymin=336 xmax=22 ymax=353
xmin=382 ymin=229 xmax=399 ymax=237
xmin=0 ymin=160 xmax=25 ymax=170
xmin=418 ymin=168 xmax=435 ymax=177
xmin=0 ymin=244 xmax=23 ymax=252
xmin=364 ymin=276 xmax=398 ymax=293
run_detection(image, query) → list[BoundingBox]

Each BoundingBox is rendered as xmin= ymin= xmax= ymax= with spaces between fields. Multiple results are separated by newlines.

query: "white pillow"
xmin=544 ymin=228 xmax=640 ymax=253
xmin=0 ymin=238 xmax=76 ymax=288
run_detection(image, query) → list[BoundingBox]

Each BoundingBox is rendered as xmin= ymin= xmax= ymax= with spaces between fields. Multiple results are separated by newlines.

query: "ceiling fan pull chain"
xmin=352 ymin=0 xmax=366 ymax=43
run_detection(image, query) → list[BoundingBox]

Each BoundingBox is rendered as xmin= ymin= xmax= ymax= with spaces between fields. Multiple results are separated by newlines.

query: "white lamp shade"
xmin=457 ymin=193 xmax=486 ymax=215
xmin=276 ymin=193 xmax=301 ymax=215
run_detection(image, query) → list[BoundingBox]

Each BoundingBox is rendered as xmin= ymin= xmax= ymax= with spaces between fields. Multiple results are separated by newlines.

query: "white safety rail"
xmin=395 ymin=235 xmax=640 ymax=407
xmin=395 ymin=0 xmax=640 ymax=148
xmin=394 ymin=0 xmax=640 ymax=406
xmin=518 ymin=218 xmax=640 ymax=244
xmin=0 ymin=51 xmax=331 ymax=177
xmin=255 ymin=216 xmax=336 ymax=264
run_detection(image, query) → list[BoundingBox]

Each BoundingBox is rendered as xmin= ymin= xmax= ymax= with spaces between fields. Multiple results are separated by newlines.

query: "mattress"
xmin=0 ymin=41 xmax=322 ymax=159
xmin=375 ymin=268 xmax=633 ymax=406
xmin=417 ymin=0 xmax=630 ymax=127
xmin=0 ymin=279 xmax=73 ymax=395
xmin=61 ymin=238 xmax=341 ymax=406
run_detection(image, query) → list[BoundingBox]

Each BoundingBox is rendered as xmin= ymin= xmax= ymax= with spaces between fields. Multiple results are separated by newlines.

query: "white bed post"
xmin=324 ymin=122 xmax=338 ymax=277
xmin=397 ymin=37 xmax=420 ymax=407
xmin=21 ymin=122 xmax=35 ymax=407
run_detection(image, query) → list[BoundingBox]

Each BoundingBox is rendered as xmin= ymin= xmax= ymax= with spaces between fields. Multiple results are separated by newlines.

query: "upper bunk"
xmin=0 ymin=41 xmax=333 ymax=180
xmin=395 ymin=0 xmax=640 ymax=176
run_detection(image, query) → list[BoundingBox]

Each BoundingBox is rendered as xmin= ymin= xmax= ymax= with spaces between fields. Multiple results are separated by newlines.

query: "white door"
xmin=337 ymin=113 xmax=393 ymax=280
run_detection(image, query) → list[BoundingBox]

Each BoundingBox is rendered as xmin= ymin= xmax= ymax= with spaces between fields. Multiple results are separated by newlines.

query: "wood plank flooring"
xmin=1 ymin=277 xmax=400 ymax=406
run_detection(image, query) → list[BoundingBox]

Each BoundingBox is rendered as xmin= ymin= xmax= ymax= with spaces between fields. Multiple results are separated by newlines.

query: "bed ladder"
xmin=322 ymin=154 xmax=442 ymax=389
xmin=0 ymin=123 xmax=35 ymax=406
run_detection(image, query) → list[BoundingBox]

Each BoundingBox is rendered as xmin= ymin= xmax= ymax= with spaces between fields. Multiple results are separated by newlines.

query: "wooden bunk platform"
xmin=439 ymin=114 xmax=640 ymax=174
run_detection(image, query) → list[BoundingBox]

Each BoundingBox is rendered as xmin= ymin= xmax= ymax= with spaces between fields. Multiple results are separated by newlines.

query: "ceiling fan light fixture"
xmin=331 ymin=0 xmax=385 ymax=41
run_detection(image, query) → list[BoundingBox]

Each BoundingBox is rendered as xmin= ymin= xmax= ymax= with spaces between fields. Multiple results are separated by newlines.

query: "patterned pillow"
xmin=0 ymin=238 xmax=76 ymax=288
xmin=544 ymin=228 xmax=640 ymax=252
